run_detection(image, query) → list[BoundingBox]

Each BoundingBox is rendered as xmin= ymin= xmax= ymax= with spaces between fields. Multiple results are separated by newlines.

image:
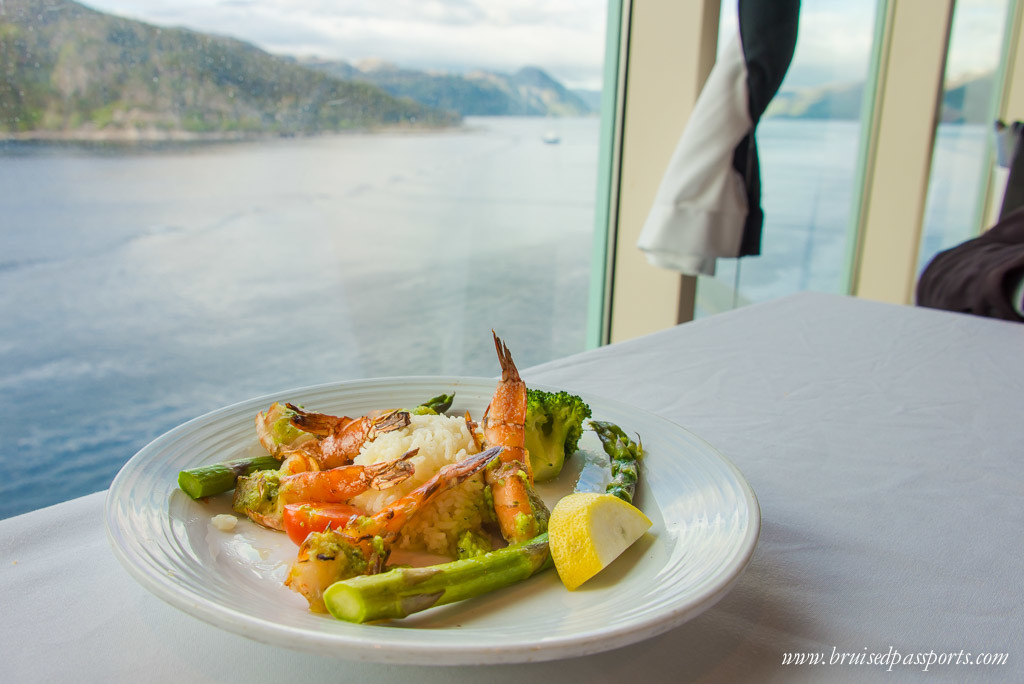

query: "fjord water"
xmin=0 ymin=117 xmax=597 ymax=518
xmin=0 ymin=116 xmax=985 ymax=518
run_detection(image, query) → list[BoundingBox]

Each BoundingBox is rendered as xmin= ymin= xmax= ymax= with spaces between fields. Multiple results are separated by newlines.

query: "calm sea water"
xmin=0 ymin=117 xmax=598 ymax=518
xmin=0 ymin=117 xmax=986 ymax=519
xmin=710 ymin=119 xmax=989 ymax=305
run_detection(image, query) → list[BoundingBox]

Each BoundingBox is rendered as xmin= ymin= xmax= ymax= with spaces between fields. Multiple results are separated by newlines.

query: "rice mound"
xmin=349 ymin=413 xmax=485 ymax=556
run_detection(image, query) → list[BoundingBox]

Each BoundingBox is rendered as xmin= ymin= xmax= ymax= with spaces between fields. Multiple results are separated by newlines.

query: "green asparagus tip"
xmin=325 ymin=584 xmax=371 ymax=623
xmin=177 ymin=455 xmax=280 ymax=500
xmin=412 ymin=393 xmax=456 ymax=415
xmin=177 ymin=470 xmax=205 ymax=500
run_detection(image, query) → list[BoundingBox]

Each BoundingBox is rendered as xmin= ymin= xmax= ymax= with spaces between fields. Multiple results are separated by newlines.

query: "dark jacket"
xmin=916 ymin=207 xmax=1024 ymax=322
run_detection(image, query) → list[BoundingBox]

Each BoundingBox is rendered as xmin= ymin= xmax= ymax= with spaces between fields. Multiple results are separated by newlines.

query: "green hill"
xmin=0 ymin=0 xmax=458 ymax=139
xmin=766 ymin=82 xmax=864 ymax=120
xmin=766 ymin=72 xmax=995 ymax=125
xmin=940 ymin=73 xmax=994 ymax=124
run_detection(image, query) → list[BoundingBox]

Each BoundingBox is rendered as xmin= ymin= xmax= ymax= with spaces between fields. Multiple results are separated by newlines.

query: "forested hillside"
xmin=0 ymin=0 xmax=457 ymax=138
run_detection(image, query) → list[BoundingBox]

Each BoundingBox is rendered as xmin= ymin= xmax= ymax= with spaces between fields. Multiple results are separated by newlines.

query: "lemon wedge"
xmin=548 ymin=492 xmax=652 ymax=590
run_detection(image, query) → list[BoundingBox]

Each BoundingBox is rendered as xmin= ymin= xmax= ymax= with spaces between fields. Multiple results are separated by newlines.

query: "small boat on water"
xmin=542 ymin=131 xmax=561 ymax=144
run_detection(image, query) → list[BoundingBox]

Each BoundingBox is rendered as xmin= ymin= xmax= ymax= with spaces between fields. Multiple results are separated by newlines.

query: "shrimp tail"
xmin=368 ymin=409 xmax=411 ymax=438
xmin=286 ymin=403 xmax=344 ymax=436
xmin=492 ymin=329 xmax=521 ymax=384
xmin=287 ymin=405 xmax=412 ymax=469
xmin=364 ymin=447 xmax=419 ymax=491
xmin=355 ymin=445 xmax=504 ymax=542
xmin=416 ymin=445 xmax=503 ymax=500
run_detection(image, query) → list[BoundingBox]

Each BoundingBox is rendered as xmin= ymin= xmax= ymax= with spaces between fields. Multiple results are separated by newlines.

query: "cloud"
xmin=947 ymin=0 xmax=1011 ymax=78
xmin=717 ymin=1 xmax=876 ymax=89
xmin=80 ymin=0 xmax=608 ymax=89
xmin=78 ymin=0 xmax=1009 ymax=92
xmin=719 ymin=0 xmax=1005 ymax=90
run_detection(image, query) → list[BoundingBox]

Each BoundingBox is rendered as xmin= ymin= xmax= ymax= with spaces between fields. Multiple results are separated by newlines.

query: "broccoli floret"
xmin=455 ymin=529 xmax=492 ymax=559
xmin=524 ymin=389 xmax=592 ymax=482
xmin=232 ymin=468 xmax=285 ymax=528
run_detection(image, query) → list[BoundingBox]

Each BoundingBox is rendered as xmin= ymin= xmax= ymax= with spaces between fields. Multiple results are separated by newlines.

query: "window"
xmin=0 ymin=0 xmax=610 ymax=518
xmin=695 ymin=0 xmax=882 ymax=315
xmin=918 ymin=0 xmax=1013 ymax=270
xmin=5 ymin=0 xmax=1023 ymax=519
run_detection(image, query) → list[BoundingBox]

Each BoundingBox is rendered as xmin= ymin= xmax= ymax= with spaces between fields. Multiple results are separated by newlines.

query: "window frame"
xmin=594 ymin=0 xmax=1024 ymax=343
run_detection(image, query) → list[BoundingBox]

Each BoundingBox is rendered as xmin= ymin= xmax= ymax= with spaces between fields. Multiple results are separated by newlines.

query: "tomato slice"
xmin=282 ymin=502 xmax=362 ymax=545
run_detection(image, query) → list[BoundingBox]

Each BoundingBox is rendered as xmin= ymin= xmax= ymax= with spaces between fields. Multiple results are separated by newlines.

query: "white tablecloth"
xmin=2 ymin=292 xmax=1021 ymax=682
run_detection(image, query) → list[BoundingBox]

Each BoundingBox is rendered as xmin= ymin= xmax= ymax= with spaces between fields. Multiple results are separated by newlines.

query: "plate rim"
xmin=105 ymin=375 xmax=761 ymax=664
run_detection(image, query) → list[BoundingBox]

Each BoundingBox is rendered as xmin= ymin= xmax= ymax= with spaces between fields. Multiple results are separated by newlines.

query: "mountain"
xmin=0 ymin=0 xmax=458 ymax=139
xmin=572 ymin=89 xmax=603 ymax=113
xmin=303 ymin=59 xmax=594 ymax=117
xmin=940 ymin=73 xmax=994 ymax=124
xmin=765 ymin=82 xmax=864 ymax=120
xmin=765 ymin=72 xmax=994 ymax=125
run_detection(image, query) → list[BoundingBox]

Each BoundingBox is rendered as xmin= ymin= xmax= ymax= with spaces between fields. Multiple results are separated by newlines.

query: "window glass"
xmin=695 ymin=0 xmax=880 ymax=316
xmin=0 ymin=0 xmax=608 ymax=518
xmin=918 ymin=0 xmax=1011 ymax=272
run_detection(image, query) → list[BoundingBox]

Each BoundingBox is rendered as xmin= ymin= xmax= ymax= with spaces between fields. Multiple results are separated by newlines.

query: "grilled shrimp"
xmin=482 ymin=332 xmax=549 ymax=544
xmin=278 ymin=449 xmax=417 ymax=506
xmin=232 ymin=451 xmax=417 ymax=531
xmin=284 ymin=445 xmax=502 ymax=611
xmin=287 ymin=405 xmax=411 ymax=469
xmin=255 ymin=402 xmax=318 ymax=458
xmin=279 ymin=449 xmax=321 ymax=476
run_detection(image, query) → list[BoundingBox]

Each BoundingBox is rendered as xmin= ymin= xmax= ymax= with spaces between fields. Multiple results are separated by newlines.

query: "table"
xmin=2 ymin=292 xmax=1021 ymax=682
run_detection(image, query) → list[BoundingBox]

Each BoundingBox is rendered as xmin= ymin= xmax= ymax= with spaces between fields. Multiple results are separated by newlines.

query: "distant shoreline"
xmin=0 ymin=120 xmax=464 ymax=144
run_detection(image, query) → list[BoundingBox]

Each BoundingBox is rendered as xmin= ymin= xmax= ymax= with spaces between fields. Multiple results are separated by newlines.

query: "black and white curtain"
xmin=637 ymin=0 xmax=800 ymax=276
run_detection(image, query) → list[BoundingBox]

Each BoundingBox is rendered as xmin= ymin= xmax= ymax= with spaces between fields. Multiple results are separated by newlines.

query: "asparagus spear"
xmin=589 ymin=420 xmax=643 ymax=504
xmin=321 ymin=419 xmax=646 ymax=623
xmin=178 ymin=456 xmax=280 ymax=500
xmin=411 ymin=393 xmax=455 ymax=415
xmin=323 ymin=533 xmax=552 ymax=623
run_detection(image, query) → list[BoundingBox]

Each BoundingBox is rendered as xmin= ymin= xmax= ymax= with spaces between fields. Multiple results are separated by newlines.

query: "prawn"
xmin=482 ymin=332 xmax=549 ymax=544
xmin=284 ymin=445 xmax=502 ymax=611
xmin=279 ymin=449 xmax=321 ymax=476
xmin=232 ymin=450 xmax=417 ymax=531
xmin=255 ymin=402 xmax=318 ymax=458
xmin=278 ymin=449 xmax=417 ymax=506
xmin=286 ymin=404 xmax=411 ymax=469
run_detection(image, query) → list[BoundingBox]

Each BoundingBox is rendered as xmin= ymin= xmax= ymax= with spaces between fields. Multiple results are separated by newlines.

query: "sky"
xmin=78 ymin=0 xmax=611 ymax=90
xmin=720 ymin=0 xmax=1009 ymax=89
xmin=79 ymin=0 xmax=1008 ymax=93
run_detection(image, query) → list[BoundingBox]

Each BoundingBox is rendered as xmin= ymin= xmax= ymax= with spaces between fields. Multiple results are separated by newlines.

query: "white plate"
xmin=106 ymin=376 xmax=759 ymax=665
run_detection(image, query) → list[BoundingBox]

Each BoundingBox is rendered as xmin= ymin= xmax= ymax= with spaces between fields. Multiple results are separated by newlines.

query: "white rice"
xmin=349 ymin=413 xmax=485 ymax=555
xmin=210 ymin=514 xmax=237 ymax=532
